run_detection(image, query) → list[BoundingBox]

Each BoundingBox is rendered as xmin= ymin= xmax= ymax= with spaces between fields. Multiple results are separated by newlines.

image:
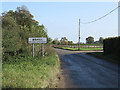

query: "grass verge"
xmin=87 ymin=52 xmax=120 ymax=64
xmin=2 ymin=54 xmax=60 ymax=88
xmin=55 ymin=47 xmax=103 ymax=51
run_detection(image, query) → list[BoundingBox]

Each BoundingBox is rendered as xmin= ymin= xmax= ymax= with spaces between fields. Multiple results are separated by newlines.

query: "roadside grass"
xmin=2 ymin=54 xmax=60 ymax=88
xmin=55 ymin=47 xmax=103 ymax=51
xmin=0 ymin=40 xmax=2 ymax=89
xmin=87 ymin=52 xmax=120 ymax=64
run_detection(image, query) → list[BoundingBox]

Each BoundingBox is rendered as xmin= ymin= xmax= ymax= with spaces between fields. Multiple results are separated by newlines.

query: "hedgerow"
xmin=103 ymin=36 xmax=120 ymax=57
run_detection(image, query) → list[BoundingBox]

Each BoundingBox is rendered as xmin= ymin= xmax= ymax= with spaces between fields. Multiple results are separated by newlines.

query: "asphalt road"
xmin=55 ymin=48 xmax=119 ymax=88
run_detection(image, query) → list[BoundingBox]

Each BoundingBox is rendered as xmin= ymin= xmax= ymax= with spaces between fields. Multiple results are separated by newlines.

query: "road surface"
xmin=55 ymin=48 xmax=119 ymax=88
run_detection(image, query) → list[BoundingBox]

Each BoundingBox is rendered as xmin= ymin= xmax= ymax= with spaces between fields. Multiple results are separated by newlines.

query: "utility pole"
xmin=119 ymin=1 xmax=120 ymax=36
xmin=78 ymin=19 xmax=80 ymax=50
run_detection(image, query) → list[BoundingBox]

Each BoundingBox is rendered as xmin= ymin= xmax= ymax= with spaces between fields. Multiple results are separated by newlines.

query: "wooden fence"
xmin=52 ymin=45 xmax=103 ymax=48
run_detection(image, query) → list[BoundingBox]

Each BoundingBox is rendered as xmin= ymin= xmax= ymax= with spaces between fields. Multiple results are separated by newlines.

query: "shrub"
xmin=2 ymin=6 xmax=48 ymax=61
xmin=103 ymin=36 xmax=120 ymax=57
xmin=44 ymin=45 xmax=55 ymax=56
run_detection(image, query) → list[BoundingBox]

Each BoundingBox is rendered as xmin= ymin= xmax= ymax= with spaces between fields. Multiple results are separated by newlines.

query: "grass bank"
xmin=2 ymin=54 xmax=60 ymax=88
xmin=55 ymin=47 xmax=103 ymax=51
xmin=87 ymin=52 xmax=120 ymax=64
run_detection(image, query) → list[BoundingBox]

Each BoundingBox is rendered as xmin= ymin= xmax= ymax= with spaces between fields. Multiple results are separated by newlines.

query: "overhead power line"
xmin=80 ymin=6 xmax=120 ymax=24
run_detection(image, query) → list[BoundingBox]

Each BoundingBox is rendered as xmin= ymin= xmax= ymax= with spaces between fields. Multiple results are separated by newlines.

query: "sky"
xmin=1 ymin=2 xmax=118 ymax=43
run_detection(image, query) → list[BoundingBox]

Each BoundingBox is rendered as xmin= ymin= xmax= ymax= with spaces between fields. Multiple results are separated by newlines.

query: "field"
xmin=55 ymin=47 xmax=103 ymax=51
xmin=2 ymin=54 xmax=60 ymax=88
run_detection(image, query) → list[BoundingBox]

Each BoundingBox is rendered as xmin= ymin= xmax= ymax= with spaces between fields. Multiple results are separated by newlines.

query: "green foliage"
xmin=15 ymin=5 xmax=33 ymax=28
xmin=60 ymin=37 xmax=68 ymax=45
xmin=2 ymin=5 xmax=60 ymax=88
xmin=2 ymin=55 xmax=60 ymax=88
xmin=68 ymin=41 xmax=73 ymax=45
xmin=103 ymin=36 xmax=120 ymax=57
xmin=86 ymin=36 xmax=94 ymax=44
xmin=52 ymin=37 xmax=73 ymax=45
xmin=47 ymin=37 xmax=52 ymax=44
xmin=2 ymin=5 xmax=49 ymax=61
xmin=2 ymin=16 xmax=21 ymax=52
xmin=99 ymin=37 xmax=104 ymax=44
xmin=44 ymin=45 xmax=55 ymax=56
xmin=52 ymin=38 xmax=60 ymax=45
xmin=2 ymin=15 xmax=22 ymax=60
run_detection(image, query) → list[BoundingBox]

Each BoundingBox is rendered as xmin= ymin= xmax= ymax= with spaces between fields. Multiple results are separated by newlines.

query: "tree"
xmin=52 ymin=38 xmax=60 ymax=45
xmin=94 ymin=41 xmax=100 ymax=44
xmin=2 ymin=15 xmax=22 ymax=59
xmin=47 ymin=37 xmax=52 ymax=44
xmin=60 ymin=37 xmax=68 ymax=45
xmin=2 ymin=5 xmax=50 ymax=60
xmin=68 ymin=41 xmax=73 ymax=45
xmin=15 ymin=5 xmax=33 ymax=30
xmin=2 ymin=10 xmax=15 ymax=20
xmin=86 ymin=36 xmax=94 ymax=44
xmin=99 ymin=37 xmax=104 ymax=44
xmin=65 ymin=41 xmax=68 ymax=45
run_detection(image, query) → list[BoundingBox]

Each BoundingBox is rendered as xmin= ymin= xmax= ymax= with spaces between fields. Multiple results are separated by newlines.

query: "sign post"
xmin=28 ymin=37 xmax=47 ymax=57
xmin=42 ymin=43 xmax=44 ymax=56
xmin=32 ymin=43 xmax=34 ymax=57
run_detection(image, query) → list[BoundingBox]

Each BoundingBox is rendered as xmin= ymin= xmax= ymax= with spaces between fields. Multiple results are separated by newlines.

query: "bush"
xmin=44 ymin=45 xmax=55 ymax=56
xmin=103 ymin=36 xmax=120 ymax=57
xmin=2 ymin=6 xmax=48 ymax=61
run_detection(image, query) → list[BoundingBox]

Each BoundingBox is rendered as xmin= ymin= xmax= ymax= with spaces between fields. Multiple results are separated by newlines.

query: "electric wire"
xmin=80 ymin=6 xmax=119 ymax=24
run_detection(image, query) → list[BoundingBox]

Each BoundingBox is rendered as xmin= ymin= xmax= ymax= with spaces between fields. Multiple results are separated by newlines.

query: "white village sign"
xmin=28 ymin=37 xmax=47 ymax=44
xmin=28 ymin=37 xmax=47 ymax=57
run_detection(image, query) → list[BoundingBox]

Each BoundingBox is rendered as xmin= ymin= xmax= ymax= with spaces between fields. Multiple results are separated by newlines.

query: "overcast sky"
xmin=2 ymin=2 xmax=118 ymax=43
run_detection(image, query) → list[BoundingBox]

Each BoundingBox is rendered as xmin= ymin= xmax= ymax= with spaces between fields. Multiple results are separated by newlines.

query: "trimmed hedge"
xmin=103 ymin=36 xmax=120 ymax=57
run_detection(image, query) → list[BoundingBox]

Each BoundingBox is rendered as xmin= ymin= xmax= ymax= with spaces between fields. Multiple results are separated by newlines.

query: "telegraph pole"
xmin=78 ymin=19 xmax=80 ymax=50
xmin=118 ymin=1 xmax=120 ymax=36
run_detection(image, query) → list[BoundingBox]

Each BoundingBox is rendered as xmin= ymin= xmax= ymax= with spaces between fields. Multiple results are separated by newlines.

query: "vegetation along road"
xmin=55 ymin=48 xmax=119 ymax=88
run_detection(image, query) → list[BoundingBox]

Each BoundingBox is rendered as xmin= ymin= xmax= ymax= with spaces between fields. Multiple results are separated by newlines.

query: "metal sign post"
xmin=32 ymin=43 xmax=34 ymax=57
xmin=42 ymin=43 xmax=44 ymax=56
xmin=28 ymin=37 xmax=47 ymax=57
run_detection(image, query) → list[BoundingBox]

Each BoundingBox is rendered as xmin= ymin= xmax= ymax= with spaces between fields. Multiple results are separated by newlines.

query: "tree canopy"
xmin=86 ymin=36 xmax=94 ymax=44
xmin=2 ymin=5 xmax=49 ymax=61
xmin=60 ymin=37 xmax=68 ymax=45
xmin=99 ymin=37 xmax=104 ymax=44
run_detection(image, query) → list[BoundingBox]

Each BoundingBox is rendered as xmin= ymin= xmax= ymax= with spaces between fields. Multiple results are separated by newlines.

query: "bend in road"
xmin=55 ymin=48 xmax=119 ymax=88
